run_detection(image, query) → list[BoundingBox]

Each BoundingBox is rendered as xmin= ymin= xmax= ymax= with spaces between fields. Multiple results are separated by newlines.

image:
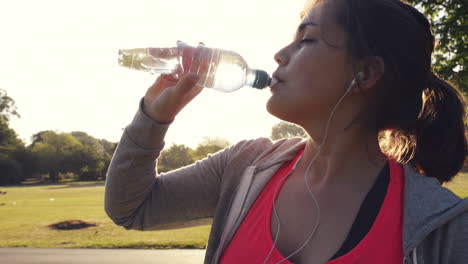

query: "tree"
xmin=0 ymin=89 xmax=26 ymax=185
xmin=271 ymin=122 xmax=307 ymax=140
xmin=191 ymin=137 xmax=230 ymax=161
xmin=97 ymin=139 xmax=117 ymax=181
xmin=0 ymin=89 xmax=117 ymax=184
xmin=0 ymin=119 xmax=23 ymax=148
xmin=29 ymin=130 xmax=114 ymax=182
xmin=158 ymin=144 xmax=194 ymax=173
xmin=0 ymin=153 xmax=22 ymax=185
xmin=71 ymin=132 xmax=104 ymax=153
xmin=29 ymin=131 xmax=83 ymax=182
xmin=0 ymin=89 xmax=20 ymax=123
xmin=406 ymin=0 xmax=467 ymax=93
xmin=0 ymin=89 xmax=22 ymax=148
xmin=0 ymin=144 xmax=34 ymax=185
xmin=70 ymin=131 xmax=116 ymax=181
xmin=99 ymin=138 xmax=118 ymax=158
xmin=73 ymin=145 xmax=104 ymax=181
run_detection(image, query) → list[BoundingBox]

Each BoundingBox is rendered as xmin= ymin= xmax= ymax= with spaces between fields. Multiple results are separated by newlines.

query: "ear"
xmin=352 ymin=56 xmax=385 ymax=94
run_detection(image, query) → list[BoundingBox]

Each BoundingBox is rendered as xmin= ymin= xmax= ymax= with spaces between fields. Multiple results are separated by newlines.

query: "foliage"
xmin=271 ymin=121 xmax=307 ymax=140
xmin=71 ymin=132 xmax=105 ymax=154
xmin=0 ymin=89 xmax=20 ymax=124
xmin=0 ymin=120 xmax=23 ymax=149
xmin=70 ymin=131 xmax=116 ymax=181
xmin=158 ymin=144 xmax=194 ymax=173
xmin=0 ymin=89 xmax=27 ymax=185
xmin=29 ymin=131 xmax=115 ymax=183
xmin=0 ymin=145 xmax=36 ymax=186
xmin=191 ymin=137 xmax=230 ymax=161
xmin=406 ymin=0 xmax=468 ymax=93
xmin=29 ymin=131 xmax=83 ymax=182
xmin=0 ymin=89 xmax=22 ymax=149
xmin=0 ymin=89 xmax=116 ymax=185
xmin=0 ymin=153 xmax=23 ymax=185
xmin=156 ymin=137 xmax=231 ymax=173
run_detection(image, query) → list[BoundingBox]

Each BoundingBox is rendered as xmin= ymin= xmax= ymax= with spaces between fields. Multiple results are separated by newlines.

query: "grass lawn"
xmin=0 ymin=182 xmax=210 ymax=249
xmin=0 ymin=172 xmax=466 ymax=249
xmin=443 ymin=172 xmax=468 ymax=198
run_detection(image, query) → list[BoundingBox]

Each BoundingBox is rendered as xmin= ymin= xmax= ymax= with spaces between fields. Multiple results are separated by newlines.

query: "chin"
xmin=266 ymin=96 xmax=280 ymax=117
xmin=266 ymin=98 xmax=295 ymax=123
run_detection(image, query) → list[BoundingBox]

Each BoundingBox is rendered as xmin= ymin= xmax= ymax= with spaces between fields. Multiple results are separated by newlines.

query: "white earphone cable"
xmin=262 ymin=78 xmax=357 ymax=264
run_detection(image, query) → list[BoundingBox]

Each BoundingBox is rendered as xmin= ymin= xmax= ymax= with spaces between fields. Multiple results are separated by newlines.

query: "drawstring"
xmin=412 ymin=247 xmax=418 ymax=264
xmin=403 ymin=247 xmax=418 ymax=264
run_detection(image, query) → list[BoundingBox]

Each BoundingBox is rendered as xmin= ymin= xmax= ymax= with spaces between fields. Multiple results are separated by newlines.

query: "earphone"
xmin=262 ymin=73 xmax=363 ymax=264
xmin=346 ymin=72 xmax=365 ymax=93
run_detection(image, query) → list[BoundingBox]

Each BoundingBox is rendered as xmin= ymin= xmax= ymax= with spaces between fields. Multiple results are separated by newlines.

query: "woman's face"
xmin=267 ymin=3 xmax=354 ymax=126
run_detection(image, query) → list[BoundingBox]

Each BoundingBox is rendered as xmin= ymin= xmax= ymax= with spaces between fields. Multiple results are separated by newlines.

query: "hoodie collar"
xmin=402 ymin=164 xmax=468 ymax=255
xmin=253 ymin=138 xmax=307 ymax=171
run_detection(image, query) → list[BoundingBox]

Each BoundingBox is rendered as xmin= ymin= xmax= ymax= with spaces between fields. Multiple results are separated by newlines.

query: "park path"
xmin=0 ymin=248 xmax=206 ymax=264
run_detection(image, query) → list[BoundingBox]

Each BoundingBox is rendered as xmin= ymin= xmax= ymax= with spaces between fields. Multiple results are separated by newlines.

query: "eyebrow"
xmin=296 ymin=21 xmax=319 ymax=34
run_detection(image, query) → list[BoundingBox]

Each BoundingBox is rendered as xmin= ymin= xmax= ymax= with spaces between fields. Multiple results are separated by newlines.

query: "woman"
xmin=105 ymin=0 xmax=468 ymax=263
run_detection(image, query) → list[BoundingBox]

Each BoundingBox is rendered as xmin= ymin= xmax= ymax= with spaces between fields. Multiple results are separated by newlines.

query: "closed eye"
xmin=299 ymin=39 xmax=317 ymax=44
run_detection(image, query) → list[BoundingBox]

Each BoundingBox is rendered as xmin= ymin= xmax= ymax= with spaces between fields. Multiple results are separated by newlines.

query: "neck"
xmin=298 ymin=123 xmax=386 ymax=188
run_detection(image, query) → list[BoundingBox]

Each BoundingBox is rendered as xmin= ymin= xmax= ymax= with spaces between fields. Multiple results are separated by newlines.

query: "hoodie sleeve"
xmin=104 ymin=98 xmax=232 ymax=230
xmin=420 ymin=201 xmax=468 ymax=264
xmin=448 ymin=207 xmax=468 ymax=263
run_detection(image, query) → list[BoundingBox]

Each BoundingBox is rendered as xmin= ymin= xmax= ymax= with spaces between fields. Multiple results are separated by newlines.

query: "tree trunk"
xmin=50 ymin=171 xmax=59 ymax=183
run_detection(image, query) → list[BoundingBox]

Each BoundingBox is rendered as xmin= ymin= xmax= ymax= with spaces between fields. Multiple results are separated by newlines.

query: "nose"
xmin=274 ymin=47 xmax=288 ymax=65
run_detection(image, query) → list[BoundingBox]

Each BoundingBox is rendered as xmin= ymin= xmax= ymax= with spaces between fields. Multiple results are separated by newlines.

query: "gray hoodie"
xmin=105 ymin=101 xmax=468 ymax=264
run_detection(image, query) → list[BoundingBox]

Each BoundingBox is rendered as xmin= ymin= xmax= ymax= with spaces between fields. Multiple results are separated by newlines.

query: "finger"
xmin=185 ymin=84 xmax=204 ymax=100
xmin=160 ymin=73 xmax=178 ymax=82
xmin=181 ymin=46 xmax=195 ymax=74
xmin=147 ymin=74 xmax=178 ymax=95
xmin=174 ymin=73 xmax=200 ymax=95
xmin=176 ymin=40 xmax=190 ymax=48
xmin=189 ymin=46 xmax=204 ymax=74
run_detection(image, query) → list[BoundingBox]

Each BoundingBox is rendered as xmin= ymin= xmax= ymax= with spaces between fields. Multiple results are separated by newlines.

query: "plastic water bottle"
xmin=118 ymin=42 xmax=271 ymax=93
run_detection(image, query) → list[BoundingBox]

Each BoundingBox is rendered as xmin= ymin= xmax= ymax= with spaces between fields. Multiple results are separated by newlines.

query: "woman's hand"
xmin=143 ymin=72 xmax=203 ymax=123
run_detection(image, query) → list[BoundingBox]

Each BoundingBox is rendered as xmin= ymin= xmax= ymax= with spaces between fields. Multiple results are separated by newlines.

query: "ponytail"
xmin=379 ymin=76 xmax=466 ymax=183
xmin=412 ymin=76 xmax=467 ymax=183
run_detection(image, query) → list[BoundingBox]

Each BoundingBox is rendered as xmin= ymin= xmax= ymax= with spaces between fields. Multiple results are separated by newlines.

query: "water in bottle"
xmin=118 ymin=43 xmax=270 ymax=93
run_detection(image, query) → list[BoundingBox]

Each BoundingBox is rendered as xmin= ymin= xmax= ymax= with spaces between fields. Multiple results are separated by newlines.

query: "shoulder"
xmin=442 ymin=201 xmax=468 ymax=262
xmin=225 ymin=137 xmax=306 ymax=166
xmin=402 ymin=163 xmax=462 ymax=202
xmin=228 ymin=137 xmax=305 ymax=155
xmin=401 ymin=163 xmax=464 ymax=236
xmin=401 ymin=163 xmax=468 ymax=261
xmin=229 ymin=137 xmax=274 ymax=152
xmin=417 ymin=204 xmax=468 ymax=264
xmin=448 ymin=198 xmax=468 ymax=225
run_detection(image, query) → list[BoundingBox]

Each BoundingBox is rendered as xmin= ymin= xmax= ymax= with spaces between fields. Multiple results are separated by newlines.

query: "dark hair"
xmin=302 ymin=0 xmax=467 ymax=183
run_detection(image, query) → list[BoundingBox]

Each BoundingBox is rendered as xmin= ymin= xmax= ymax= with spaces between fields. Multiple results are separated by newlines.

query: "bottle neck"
xmin=245 ymin=68 xmax=257 ymax=88
xmin=245 ymin=68 xmax=271 ymax=89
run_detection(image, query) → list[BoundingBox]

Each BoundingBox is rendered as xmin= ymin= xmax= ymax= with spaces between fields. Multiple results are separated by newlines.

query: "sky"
xmin=1 ymin=0 xmax=306 ymax=148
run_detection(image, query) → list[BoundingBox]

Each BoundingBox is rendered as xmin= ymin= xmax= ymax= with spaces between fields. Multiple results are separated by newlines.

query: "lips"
xmin=270 ymin=74 xmax=284 ymax=89
xmin=270 ymin=77 xmax=281 ymax=87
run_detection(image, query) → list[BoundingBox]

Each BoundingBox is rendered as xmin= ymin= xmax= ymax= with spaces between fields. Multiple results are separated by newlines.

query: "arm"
xmin=105 ymin=71 xmax=220 ymax=230
xmin=104 ymin=98 xmax=233 ymax=230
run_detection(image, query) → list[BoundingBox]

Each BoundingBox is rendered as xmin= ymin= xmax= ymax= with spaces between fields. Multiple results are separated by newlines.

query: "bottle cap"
xmin=252 ymin=70 xmax=271 ymax=89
